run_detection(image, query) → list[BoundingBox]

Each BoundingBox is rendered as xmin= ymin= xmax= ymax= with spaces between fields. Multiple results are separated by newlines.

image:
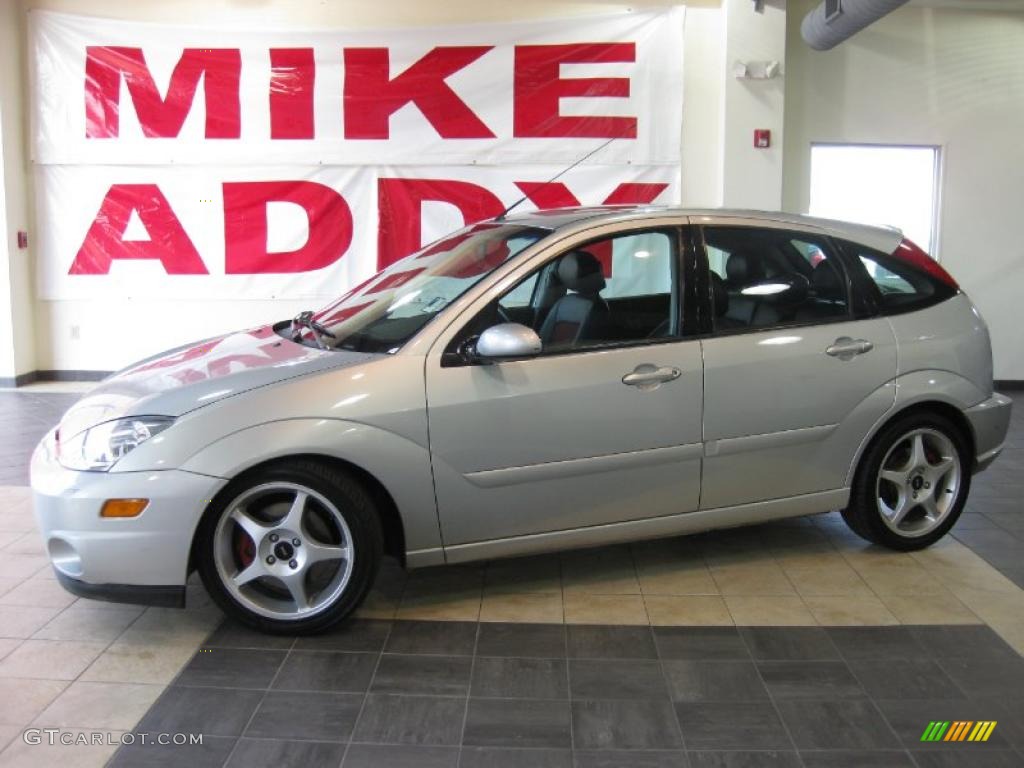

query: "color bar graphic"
xmin=920 ymin=721 xmax=997 ymax=742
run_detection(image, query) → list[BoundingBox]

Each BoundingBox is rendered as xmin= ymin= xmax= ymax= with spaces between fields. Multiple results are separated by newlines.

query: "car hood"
xmin=57 ymin=325 xmax=380 ymax=438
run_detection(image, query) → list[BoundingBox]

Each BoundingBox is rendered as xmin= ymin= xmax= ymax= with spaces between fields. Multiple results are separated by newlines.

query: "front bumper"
xmin=965 ymin=392 xmax=1013 ymax=472
xmin=30 ymin=430 xmax=226 ymax=604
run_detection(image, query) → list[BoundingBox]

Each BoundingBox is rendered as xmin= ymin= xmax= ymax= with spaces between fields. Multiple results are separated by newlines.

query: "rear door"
xmin=696 ymin=218 xmax=898 ymax=509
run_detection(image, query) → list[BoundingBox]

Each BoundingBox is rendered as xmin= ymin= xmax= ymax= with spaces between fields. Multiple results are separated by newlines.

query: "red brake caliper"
xmin=235 ymin=529 xmax=256 ymax=569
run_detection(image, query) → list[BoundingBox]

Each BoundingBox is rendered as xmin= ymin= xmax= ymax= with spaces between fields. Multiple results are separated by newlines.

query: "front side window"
xmin=702 ymin=226 xmax=850 ymax=332
xmin=298 ymin=223 xmax=548 ymax=353
xmin=450 ymin=228 xmax=680 ymax=359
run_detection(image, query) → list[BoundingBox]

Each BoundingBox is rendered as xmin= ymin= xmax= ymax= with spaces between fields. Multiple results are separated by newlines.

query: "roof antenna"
xmin=496 ymin=129 xmax=629 ymax=220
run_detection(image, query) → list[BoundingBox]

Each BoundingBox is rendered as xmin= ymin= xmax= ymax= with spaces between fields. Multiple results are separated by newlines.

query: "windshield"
xmin=297 ymin=222 xmax=549 ymax=353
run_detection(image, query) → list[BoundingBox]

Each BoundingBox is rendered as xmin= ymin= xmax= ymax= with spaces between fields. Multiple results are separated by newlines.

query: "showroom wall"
xmin=783 ymin=0 xmax=1024 ymax=381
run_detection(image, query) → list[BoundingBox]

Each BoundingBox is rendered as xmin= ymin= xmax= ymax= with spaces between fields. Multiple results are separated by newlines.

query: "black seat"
xmin=711 ymin=272 xmax=744 ymax=330
xmin=797 ymin=260 xmax=847 ymax=320
xmin=723 ymin=250 xmax=781 ymax=327
xmin=539 ymin=250 xmax=609 ymax=347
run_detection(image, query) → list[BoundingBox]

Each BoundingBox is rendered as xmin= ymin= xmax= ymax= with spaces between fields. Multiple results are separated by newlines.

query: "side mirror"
xmin=474 ymin=323 xmax=542 ymax=362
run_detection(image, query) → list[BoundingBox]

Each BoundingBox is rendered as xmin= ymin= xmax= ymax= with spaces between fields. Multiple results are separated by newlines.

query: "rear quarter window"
xmin=840 ymin=239 xmax=957 ymax=315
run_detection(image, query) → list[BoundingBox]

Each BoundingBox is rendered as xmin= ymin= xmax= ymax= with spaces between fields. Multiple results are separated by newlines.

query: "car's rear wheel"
xmin=196 ymin=460 xmax=381 ymax=634
xmin=842 ymin=412 xmax=970 ymax=551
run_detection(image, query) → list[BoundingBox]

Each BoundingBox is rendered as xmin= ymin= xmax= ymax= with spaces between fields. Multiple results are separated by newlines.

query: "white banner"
xmin=31 ymin=9 xmax=684 ymax=301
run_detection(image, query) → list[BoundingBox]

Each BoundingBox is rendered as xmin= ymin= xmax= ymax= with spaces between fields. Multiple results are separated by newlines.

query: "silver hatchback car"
xmin=31 ymin=207 xmax=1012 ymax=633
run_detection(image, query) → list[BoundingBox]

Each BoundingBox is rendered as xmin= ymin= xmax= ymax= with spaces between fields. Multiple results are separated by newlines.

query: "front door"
xmin=425 ymin=224 xmax=705 ymax=547
xmin=697 ymin=220 xmax=898 ymax=509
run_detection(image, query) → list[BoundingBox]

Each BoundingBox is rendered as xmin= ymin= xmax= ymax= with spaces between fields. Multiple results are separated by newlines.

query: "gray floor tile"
xmin=848 ymin=659 xmax=966 ymax=700
xmin=353 ymin=694 xmax=466 ymax=745
xmin=224 ymin=738 xmax=347 ymax=768
xmin=204 ymin=619 xmax=296 ymax=650
xmin=663 ymin=660 xmax=769 ymax=703
xmin=136 ymin=686 xmax=264 ymax=737
xmin=175 ymin=647 xmax=287 ymax=689
xmin=464 ymin=698 xmax=572 ymax=748
xmin=908 ymin=751 xmax=1024 ymax=768
xmin=569 ymin=659 xmax=669 ymax=700
xmin=567 ymin=625 xmax=657 ymax=659
xmin=573 ymin=699 xmax=682 ymax=749
xmin=740 ymin=627 xmax=839 ymax=661
xmin=776 ymin=699 xmax=902 ymax=750
xmin=937 ymin=657 xmax=1024 ymax=698
xmin=342 ymin=744 xmax=459 ymax=768
xmin=797 ymin=751 xmax=914 ymax=767
xmin=460 ymin=746 xmax=572 ymax=768
xmin=385 ymin=620 xmax=477 ymax=655
xmin=245 ymin=691 xmax=362 ymax=741
xmin=109 ymin=734 xmax=236 ymax=768
xmin=756 ymin=661 xmax=866 ymax=700
xmin=295 ymin=619 xmax=392 ymax=652
xmin=908 ymin=625 xmax=1019 ymax=660
xmin=674 ymin=702 xmax=790 ymax=750
xmin=654 ymin=627 xmax=749 ymax=660
xmin=471 ymin=657 xmax=568 ymax=699
xmin=574 ymin=750 xmax=688 ymax=767
xmin=688 ymin=752 xmax=800 ymax=768
xmin=271 ymin=650 xmax=378 ymax=693
xmin=476 ymin=623 xmax=567 ymax=658
xmin=371 ymin=653 xmax=472 ymax=696
xmin=825 ymin=627 xmax=928 ymax=661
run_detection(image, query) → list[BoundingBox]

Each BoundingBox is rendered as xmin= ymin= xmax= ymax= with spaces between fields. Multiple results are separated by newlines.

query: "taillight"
xmin=891 ymin=238 xmax=959 ymax=290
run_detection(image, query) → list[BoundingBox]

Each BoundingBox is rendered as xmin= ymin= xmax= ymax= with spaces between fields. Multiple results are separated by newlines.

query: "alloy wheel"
xmin=213 ymin=482 xmax=354 ymax=620
xmin=875 ymin=427 xmax=961 ymax=538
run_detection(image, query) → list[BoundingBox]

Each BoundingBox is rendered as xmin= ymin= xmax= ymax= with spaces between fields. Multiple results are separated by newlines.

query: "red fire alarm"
xmin=16 ymin=231 xmax=28 ymax=249
xmin=754 ymin=129 xmax=771 ymax=148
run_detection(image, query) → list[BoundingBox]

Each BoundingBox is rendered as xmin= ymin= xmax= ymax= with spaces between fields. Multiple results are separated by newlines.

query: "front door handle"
xmin=826 ymin=337 xmax=874 ymax=360
xmin=622 ymin=364 xmax=682 ymax=389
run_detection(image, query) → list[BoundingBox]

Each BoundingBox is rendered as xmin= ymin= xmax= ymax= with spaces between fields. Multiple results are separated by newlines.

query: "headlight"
xmin=57 ymin=417 xmax=175 ymax=471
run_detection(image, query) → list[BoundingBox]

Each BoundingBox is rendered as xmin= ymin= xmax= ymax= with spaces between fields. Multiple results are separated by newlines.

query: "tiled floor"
xmin=0 ymin=390 xmax=1019 ymax=767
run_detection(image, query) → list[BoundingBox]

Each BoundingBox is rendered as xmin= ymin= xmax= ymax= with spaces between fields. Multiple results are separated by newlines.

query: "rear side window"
xmin=841 ymin=238 xmax=958 ymax=314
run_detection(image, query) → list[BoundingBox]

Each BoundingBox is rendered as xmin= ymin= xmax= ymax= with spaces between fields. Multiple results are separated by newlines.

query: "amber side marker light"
xmin=100 ymin=499 xmax=149 ymax=518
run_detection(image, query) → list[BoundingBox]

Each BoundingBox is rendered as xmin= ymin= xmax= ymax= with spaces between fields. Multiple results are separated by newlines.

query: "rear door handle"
xmin=826 ymin=337 xmax=874 ymax=360
xmin=622 ymin=365 xmax=681 ymax=388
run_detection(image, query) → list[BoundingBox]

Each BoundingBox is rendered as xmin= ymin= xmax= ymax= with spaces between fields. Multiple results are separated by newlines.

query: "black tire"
xmin=196 ymin=459 xmax=382 ymax=634
xmin=841 ymin=411 xmax=971 ymax=551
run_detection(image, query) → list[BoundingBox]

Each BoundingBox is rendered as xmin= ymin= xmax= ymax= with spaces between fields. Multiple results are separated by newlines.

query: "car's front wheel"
xmin=196 ymin=460 xmax=382 ymax=634
xmin=842 ymin=412 xmax=971 ymax=551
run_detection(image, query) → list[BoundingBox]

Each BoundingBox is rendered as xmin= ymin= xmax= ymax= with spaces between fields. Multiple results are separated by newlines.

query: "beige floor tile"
xmin=636 ymin=556 xmax=718 ymax=596
xmin=0 ymin=579 xmax=20 ymax=598
xmin=879 ymin=594 xmax=979 ymax=625
xmin=852 ymin=562 xmax=949 ymax=596
xmin=644 ymin=595 xmax=733 ymax=626
xmin=1 ymin=532 xmax=45 ymax=556
xmin=564 ymin=594 xmax=649 ymax=625
xmin=0 ymin=555 xmax=48 ymax=580
xmin=484 ymin=556 xmax=561 ymax=595
xmin=0 ymin=605 xmax=66 ymax=639
xmin=127 ymin=606 xmax=222 ymax=637
xmin=946 ymin=587 xmax=1024 ymax=626
xmin=709 ymin=563 xmax=797 ymax=596
xmin=33 ymin=603 xmax=143 ymax=644
xmin=561 ymin=547 xmax=641 ymax=595
xmin=983 ymin=619 xmax=1024 ymax=657
xmin=80 ymin=643 xmax=197 ymax=686
xmin=0 ymin=678 xmax=68 ymax=726
xmin=0 ymin=728 xmax=123 ymax=768
xmin=910 ymin=539 xmax=990 ymax=570
xmin=928 ymin=565 xmax=1020 ymax=595
xmin=0 ymin=640 xmax=108 ymax=681
xmin=0 ymin=724 xmax=20 ymax=751
xmin=480 ymin=593 xmax=563 ymax=623
xmin=34 ymin=681 xmax=162 ymax=730
xmin=0 ymin=579 xmax=77 ymax=609
xmin=397 ymin=590 xmax=481 ymax=621
xmin=724 ymin=596 xmax=817 ymax=626
xmin=0 ymin=515 xmax=34 ymax=534
xmin=0 ymin=532 xmax=24 ymax=550
xmin=803 ymin=595 xmax=901 ymax=626
xmin=0 ymin=639 xmax=19 ymax=661
xmin=783 ymin=564 xmax=874 ymax=598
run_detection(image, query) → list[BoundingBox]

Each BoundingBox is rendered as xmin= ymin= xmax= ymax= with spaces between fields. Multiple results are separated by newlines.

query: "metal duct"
xmin=801 ymin=0 xmax=910 ymax=51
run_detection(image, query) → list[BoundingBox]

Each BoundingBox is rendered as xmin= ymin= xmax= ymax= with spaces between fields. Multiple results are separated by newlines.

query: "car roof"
xmin=502 ymin=205 xmax=904 ymax=253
